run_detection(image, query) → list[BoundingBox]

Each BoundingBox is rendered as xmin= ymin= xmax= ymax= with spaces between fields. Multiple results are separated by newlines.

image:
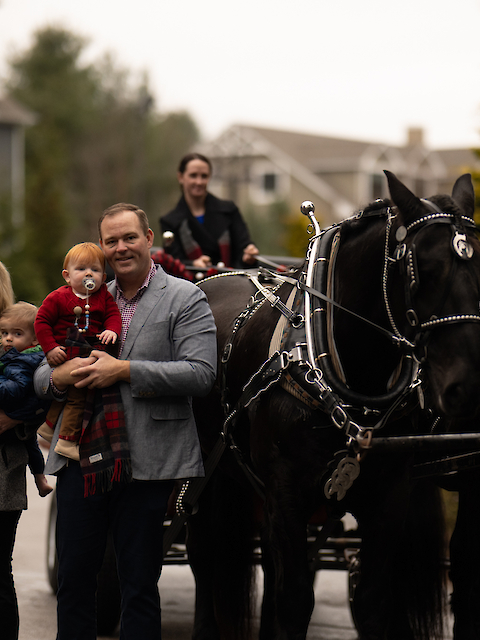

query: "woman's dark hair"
xmin=178 ymin=152 xmax=212 ymax=175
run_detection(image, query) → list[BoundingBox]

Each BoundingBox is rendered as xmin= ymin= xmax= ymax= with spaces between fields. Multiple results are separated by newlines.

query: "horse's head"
xmin=385 ymin=171 xmax=480 ymax=419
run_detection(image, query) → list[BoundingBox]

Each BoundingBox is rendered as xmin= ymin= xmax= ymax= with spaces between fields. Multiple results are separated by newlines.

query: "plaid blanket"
xmin=79 ymin=385 xmax=132 ymax=496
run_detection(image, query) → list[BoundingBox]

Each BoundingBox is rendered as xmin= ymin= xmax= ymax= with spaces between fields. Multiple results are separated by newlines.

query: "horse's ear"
xmin=384 ymin=170 xmax=422 ymax=223
xmin=451 ymin=173 xmax=474 ymax=217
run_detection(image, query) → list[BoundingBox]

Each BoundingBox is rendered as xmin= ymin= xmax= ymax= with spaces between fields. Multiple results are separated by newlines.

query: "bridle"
xmin=382 ymin=200 xmax=480 ymax=358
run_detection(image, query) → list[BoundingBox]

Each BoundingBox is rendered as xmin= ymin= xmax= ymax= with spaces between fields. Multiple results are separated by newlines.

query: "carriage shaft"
xmin=368 ymin=433 xmax=480 ymax=453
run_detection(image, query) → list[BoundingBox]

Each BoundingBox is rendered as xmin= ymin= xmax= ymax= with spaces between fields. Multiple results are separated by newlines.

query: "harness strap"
xmin=264 ymin=270 xmax=410 ymax=347
xmin=227 ymin=345 xmax=375 ymax=453
xmin=250 ymin=274 xmax=302 ymax=326
xmin=229 ymin=347 xmax=306 ymax=416
xmin=280 ymin=371 xmax=322 ymax=410
xmin=269 ymin=286 xmax=298 ymax=356
xmin=220 ymin=282 xmax=280 ymax=412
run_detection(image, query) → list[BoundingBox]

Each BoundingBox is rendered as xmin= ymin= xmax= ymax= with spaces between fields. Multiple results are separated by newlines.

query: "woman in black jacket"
xmin=160 ymin=153 xmax=258 ymax=269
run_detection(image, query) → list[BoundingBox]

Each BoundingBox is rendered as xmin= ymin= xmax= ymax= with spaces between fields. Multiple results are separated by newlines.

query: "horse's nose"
xmin=440 ymin=381 xmax=480 ymax=418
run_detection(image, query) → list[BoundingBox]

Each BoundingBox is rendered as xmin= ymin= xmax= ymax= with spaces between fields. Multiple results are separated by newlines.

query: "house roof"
xmin=207 ymin=123 xmax=480 ymax=173
xmin=0 ymin=96 xmax=37 ymax=126
xmin=245 ymin=125 xmax=373 ymax=166
xmin=435 ymin=147 xmax=480 ymax=175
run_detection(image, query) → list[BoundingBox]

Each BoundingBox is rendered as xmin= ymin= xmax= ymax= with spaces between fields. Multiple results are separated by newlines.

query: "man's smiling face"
xmin=100 ymin=210 xmax=153 ymax=290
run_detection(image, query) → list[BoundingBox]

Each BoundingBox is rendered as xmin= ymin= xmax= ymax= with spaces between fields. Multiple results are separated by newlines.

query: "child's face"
xmin=62 ymin=258 xmax=106 ymax=295
xmin=0 ymin=320 xmax=38 ymax=353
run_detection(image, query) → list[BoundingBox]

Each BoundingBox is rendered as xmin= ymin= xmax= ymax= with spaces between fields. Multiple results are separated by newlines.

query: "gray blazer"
xmin=35 ymin=267 xmax=217 ymax=480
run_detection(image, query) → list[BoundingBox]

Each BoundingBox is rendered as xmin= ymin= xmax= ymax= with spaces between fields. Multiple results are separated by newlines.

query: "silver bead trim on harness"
xmin=420 ymin=315 xmax=480 ymax=330
xmin=383 ymin=209 xmax=480 ymax=341
xmin=406 ymin=213 xmax=475 ymax=233
xmin=382 ymin=208 xmax=416 ymax=348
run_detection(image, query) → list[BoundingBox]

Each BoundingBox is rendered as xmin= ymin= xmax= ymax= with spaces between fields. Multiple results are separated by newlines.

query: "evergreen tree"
xmin=5 ymin=26 xmax=199 ymax=302
xmin=6 ymin=28 xmax=94 ymax=301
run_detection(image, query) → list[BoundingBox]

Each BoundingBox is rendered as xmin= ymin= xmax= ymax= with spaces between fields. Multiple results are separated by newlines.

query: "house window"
xmin=263 ymin=173 xmax=276 ymax=192
xmin=249 ymin=161 xmax=286 ymax=205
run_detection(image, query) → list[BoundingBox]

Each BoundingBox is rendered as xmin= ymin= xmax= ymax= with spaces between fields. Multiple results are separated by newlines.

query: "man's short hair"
xmin=63 ymin=242 xmax=106 ymax=271
xmin=0 ymin=301 xmax=38 ymax=332
xmin=98 ymin=203 xmax=150 ymax=239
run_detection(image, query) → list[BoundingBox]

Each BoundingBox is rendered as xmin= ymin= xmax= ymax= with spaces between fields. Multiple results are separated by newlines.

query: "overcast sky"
xmin=0 ymin=0 xmax=479 ymax=149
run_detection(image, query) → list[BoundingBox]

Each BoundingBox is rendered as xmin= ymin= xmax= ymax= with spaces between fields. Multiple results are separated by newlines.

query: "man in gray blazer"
xmin=34 ymin=203 xmax=217 ymax=640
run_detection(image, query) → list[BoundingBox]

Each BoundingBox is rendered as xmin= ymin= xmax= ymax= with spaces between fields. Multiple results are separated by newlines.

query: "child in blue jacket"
xmin=0 ymin=302 xmax=52 ymax=496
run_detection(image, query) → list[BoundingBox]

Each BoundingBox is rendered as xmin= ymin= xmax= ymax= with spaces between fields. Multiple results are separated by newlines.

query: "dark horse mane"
xmin=336 ymin=197 xmax=392 ymax=240
xmin=342 ymin=191 xmax=466 ymax=238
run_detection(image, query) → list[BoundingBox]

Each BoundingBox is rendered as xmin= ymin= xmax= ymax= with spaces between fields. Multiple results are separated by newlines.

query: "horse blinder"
xmin=393 ymin=239 xmax=420 ymax=328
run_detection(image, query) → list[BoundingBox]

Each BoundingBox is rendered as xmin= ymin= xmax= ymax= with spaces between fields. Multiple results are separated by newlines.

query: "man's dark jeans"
xmin=55 ymin=462 xmax=173 ymax=640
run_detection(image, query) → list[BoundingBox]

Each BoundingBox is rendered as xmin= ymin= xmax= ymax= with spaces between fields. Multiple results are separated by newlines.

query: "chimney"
xmin=406 ymin=127 xmax=424 ymax=147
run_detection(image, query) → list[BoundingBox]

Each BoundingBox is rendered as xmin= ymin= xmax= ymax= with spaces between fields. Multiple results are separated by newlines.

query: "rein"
xmin=270 ymin=271 xmax=408 ymax=347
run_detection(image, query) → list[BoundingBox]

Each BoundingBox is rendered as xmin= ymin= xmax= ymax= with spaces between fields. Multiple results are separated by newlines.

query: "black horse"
xmin=187 ymin=171 xmax=480 ymax=640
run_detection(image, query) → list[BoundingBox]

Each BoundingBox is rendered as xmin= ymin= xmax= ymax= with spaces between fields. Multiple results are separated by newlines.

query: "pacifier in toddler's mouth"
xmin=83 ymin=277 xmax=96 ymax=291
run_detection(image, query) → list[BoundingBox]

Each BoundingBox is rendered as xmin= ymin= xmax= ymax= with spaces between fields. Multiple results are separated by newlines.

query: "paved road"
xmin=13 ymin=470 xmax=358 ymax=639
xmin=12 ymin=459 xmax=453 ymax=640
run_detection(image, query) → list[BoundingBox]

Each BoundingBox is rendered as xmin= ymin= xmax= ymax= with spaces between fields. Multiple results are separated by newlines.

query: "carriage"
xmin=46 ymin=171 xmax=480 ymax=639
